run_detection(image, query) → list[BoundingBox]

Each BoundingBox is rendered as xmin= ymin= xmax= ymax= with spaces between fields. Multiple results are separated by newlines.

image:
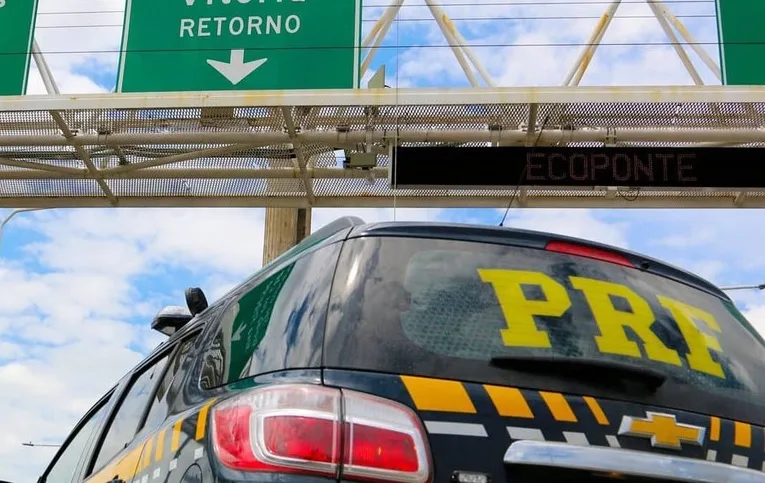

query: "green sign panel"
xmin=0 ymin=0 xmax=38 ymax=96
xmin=116 ymin=0 xmax=362 ymax=93
xmin=715 ymin=1 xmax=765 ymax=85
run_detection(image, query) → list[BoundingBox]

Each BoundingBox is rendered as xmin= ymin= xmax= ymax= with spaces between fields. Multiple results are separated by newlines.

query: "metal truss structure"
xmin=5 ymin=86 xmax=765 ymax=209
xmin=2 ymin=0 xmax=764 ymax=209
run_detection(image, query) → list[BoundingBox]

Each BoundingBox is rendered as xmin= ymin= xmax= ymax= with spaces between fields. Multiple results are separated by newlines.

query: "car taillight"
xmin=342 ymin=389 xmax=426 ymax=481
xmin=211 ymin=384 xmax=432 ymax=483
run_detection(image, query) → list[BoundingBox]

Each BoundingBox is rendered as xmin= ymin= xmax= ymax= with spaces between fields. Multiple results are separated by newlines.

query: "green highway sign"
xmin=116 ymin=0 xmax=362 ymax=93
xmin=715 ymin=1 xmax=765 ymax=85
xmin=0 ymin=0 xmax=38 ymax=96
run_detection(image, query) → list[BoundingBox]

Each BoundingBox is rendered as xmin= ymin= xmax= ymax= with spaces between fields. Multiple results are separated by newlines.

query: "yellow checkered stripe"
xmin=85 ymin=398 xmax=217 ymax=483
xmin=400 ymin=375 xmax=765 ymax=470
xmin=401 ymin=374 xmax=609 ymax=422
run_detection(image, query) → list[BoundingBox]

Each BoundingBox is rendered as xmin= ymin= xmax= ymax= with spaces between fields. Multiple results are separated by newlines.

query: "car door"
xmin=80 ymin=328 xmax=202 ymax=483
xmin=38 ymin=388 xmax=115 ymax=483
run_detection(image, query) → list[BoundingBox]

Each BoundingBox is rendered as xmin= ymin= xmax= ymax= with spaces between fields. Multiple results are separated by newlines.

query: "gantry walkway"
xmin=1 ymin=86 xmax=765 ymax=209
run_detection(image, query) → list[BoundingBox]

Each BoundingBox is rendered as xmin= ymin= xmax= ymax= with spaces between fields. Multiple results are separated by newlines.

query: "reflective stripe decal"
xmin=606 ymin=435 xmax=620 ymax=448
xmin=509 ymin=426 xmax=623 ymax=449
xmin=710 ymin=416 xmax=721 ymax=441
xmin=141 ymin=436 xmax=153 ymax=471
xmin=539 ymin=391 xmax=577 ymax=423
xmin=196 ymin=398 xmax=217 ymax=440
xmin=155 ymin=429 xmax=166 ymax=462
xmin=735 ymin=421 xmax=752 ymax=448
xmin=508 ymin=427 xmax=545 ymax=441
xmin=563 ymin=431 xmax=590 ymax=446
xmin=425 ymin=421 xmax=488 ymax=437
xmin=85 ymin=399 xmax=215 ymax=483
xmin=484 ymin=385 xmax=534 ymax=419
xmin=401 ymin=375 xmax=477 ymax=413
xmin=171 ymin=417 xmax=184 ymax=452
xmin=583 ymin=396 xmax=609 ymax=426
xmin=86 ymin=442 xmax=144 ymax=483
xmin=396 ymin=374 xmax=765 ymax=471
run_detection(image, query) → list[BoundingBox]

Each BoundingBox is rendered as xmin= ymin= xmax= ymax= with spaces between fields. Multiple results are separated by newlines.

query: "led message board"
xmin=389 ymin=146 xmax=765 ymax=189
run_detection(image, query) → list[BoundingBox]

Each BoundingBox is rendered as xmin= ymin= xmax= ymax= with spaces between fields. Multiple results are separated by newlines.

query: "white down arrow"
xmin=207 ymin=49 xmax=267 ymax=85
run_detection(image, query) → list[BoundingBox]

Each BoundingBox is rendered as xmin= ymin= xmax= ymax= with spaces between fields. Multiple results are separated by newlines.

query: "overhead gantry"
xmin=1 ymin=0 xmax=757 ymax=264
xmin=2 ymin=85 xmax=765 ymax=210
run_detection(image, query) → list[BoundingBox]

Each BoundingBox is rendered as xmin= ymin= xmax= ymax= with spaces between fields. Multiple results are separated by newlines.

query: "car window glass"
xmin=45 ymin=398 xmax=110 ymax=483
xmin=198 ymin=242 xmax=341 ymax=389
xmin=325 ymin=235 xmax=765 ymax=414
xmin=89 ymin=354 xmax=169 ymax=474
xmin=141 ymin=336 xmax=197 ymax=433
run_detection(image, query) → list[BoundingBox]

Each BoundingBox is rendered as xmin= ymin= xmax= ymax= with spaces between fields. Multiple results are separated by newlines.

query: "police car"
xmin=36 ymin=216 xmax=765 ymax=483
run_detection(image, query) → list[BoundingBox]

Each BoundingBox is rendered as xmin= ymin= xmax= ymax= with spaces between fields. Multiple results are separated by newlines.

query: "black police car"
xmin=35 ymin=216 xmax=765 ymax=483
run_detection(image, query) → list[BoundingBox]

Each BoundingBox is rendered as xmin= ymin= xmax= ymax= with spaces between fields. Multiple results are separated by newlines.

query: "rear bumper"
xmin=505 ymin=440 xmax=765 ymax=483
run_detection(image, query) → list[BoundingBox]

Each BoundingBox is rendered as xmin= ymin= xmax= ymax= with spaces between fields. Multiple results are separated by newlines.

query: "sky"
xmin=3 ymin=0 xmax=765 ymax=481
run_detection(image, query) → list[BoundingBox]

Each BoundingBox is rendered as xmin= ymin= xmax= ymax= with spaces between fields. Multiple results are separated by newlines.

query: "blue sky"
xmin=4 ymin=0 xmax=765 ymax=482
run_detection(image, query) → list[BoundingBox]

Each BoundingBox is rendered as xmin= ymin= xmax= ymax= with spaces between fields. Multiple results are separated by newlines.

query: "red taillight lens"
xmin=346 ymin=423 xmax=419 ymax=472
xmin=211 ymin=384 xmax=431 ymax=483
xmin=263 ymin=415 xmax=337 ymax=464
xmin=545 ymin=240 xmax=633 ymax=268
xmin=211 ymin=385 xmax=342 ymax=476
xmin=341 ymin=389 xmax=427 ymax=482
xmin=212 ymin=405 xmax=258 ymax=469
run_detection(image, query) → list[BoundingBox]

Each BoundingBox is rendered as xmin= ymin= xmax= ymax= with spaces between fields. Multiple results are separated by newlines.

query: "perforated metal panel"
xmin=1 ymin=87 xmax=765 ymax=208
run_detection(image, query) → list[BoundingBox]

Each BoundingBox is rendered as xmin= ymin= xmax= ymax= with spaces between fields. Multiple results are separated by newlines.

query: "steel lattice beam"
xmin=1 ymin=87 xmax=765 ymax=209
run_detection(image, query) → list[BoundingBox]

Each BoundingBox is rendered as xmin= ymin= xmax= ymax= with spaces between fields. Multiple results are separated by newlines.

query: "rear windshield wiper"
xmin=489 ymin=355 xmax=667 ymax=392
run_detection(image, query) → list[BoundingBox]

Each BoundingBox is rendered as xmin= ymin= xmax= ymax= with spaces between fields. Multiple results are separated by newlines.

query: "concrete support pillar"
xmin=262 ymin=207 xmax=312 ymax=266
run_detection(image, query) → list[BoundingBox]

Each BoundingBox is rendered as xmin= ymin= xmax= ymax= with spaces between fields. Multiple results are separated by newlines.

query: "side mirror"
xmin=185 ymin=287 xmax=209 ymax=316
xmin=151 ymin=305 xmax=193 ymax=336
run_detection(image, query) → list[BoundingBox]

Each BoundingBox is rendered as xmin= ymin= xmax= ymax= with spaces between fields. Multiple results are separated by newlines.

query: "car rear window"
xmin=324 ymin=234 xmax=765 ymax=417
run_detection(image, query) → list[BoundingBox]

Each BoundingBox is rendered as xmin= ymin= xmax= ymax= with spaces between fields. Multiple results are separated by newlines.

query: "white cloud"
xmin=742 ymin=301 xmax=765 ymax=342
xmin=501 ymin=208 xmax=630 ymax=248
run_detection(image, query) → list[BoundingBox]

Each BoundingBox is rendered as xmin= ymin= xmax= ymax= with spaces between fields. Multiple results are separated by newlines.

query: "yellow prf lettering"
xmin=570 ymin=276 xmax=682 ymax=367
xmin=479 ymin=269 xmax=571 ymax=348
xmin=657 ymin=296 xmax=724 ymax=378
